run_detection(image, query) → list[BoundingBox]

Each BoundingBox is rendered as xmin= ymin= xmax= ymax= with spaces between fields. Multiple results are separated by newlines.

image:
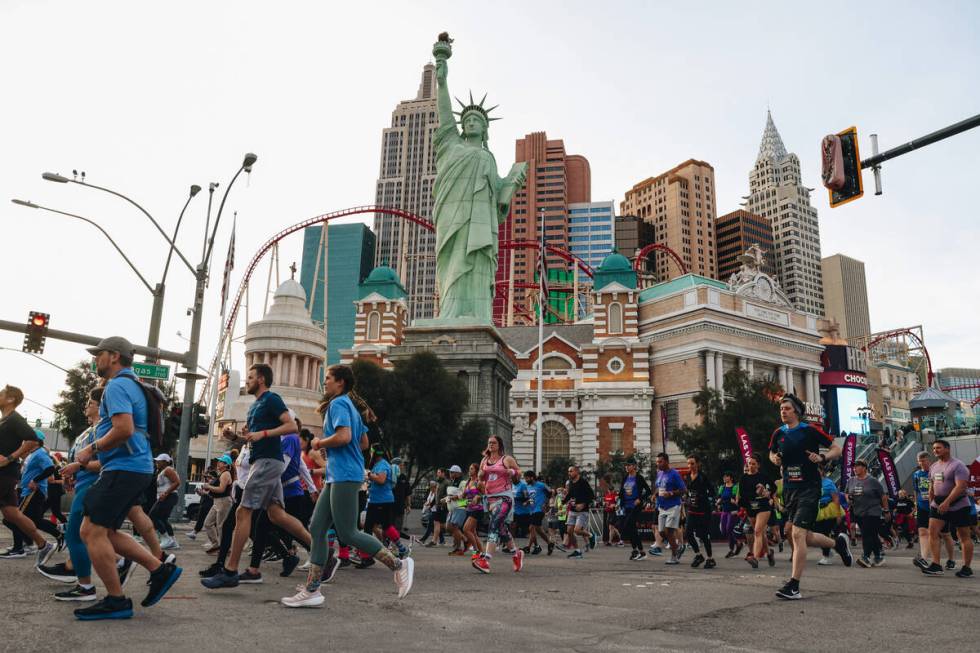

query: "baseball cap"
xmin=33 ymin=429 xmax=45 ymax=442
xmin=86 ymin=336 xmax=135 ymax=358
xmin=448 ymin=464 xmax=462 ymax=473
xmin=217 ymin=454 xmax=233 ymax=465
xmin=154 ymin=453 xmax=172 ymax=463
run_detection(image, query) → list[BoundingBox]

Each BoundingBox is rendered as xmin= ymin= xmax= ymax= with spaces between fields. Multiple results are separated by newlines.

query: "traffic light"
xmin=822 ymin=126 xmax=864 ymax=207
xmin=193 ymin=403 xmax=210 ymax=437
xmin=23 ymin=311 xmax=50 ymax=354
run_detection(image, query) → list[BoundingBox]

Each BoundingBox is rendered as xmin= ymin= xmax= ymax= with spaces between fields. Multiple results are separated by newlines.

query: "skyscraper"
xmin=300 ymin=223 xmax=376 ymax=364
xmin=493 ymin=131 xmax=590 ymax=325
xmin=568 ymin=200 xmax=615 ymax=270
xmin=743 ymin=112 xmax=824 ymax=315
xmin=716 ymin=209 xmax=775 ymax=281
xmin=614 ymin=214 xmax=656 ymax=264
xmin=821 ymin=253 xmax=871 ymax=341
xmin=373 ymin=64 xmax=439 ymax=322
xmin=620 ymin=159 xmax=717 ymax=281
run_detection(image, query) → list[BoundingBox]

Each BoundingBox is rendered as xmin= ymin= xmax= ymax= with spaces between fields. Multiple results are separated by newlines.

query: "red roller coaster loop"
xmin=938 ymin=382 xmax=980 ymax=407
xmin=499 ymin=240 xmax=595 ymax=278
xmin=633 ymin=243 xmax=688 ymax=276
xmin=861 ymin=327 xmax=934 ymax=387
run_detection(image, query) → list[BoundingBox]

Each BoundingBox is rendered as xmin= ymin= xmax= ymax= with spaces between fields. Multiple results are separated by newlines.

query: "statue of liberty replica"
xmin=427 ymin=33 xmax=528 ymax=325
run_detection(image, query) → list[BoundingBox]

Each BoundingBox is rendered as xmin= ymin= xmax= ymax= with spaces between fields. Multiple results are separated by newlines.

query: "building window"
xmin=541 ymin=421 xmax=570 ymax=468
xmin=610 ymin=427 xmax=623 ymax=453
xmin=607 ymin=357 xmax=625 ymax=374
xmin=367 ymin=311 xmax=381 ymax=341
xmin=542 ymin=355 xmax=573 ymax=370
xmin=607 ymin=302 xmax=623 ymax=334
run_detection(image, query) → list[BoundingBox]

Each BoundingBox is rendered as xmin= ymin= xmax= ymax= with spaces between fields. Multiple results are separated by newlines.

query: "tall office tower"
xmin=743 ymin=111 xmax=824 ymax=315
xmin=300 ymin=223 xmax=376 ymax=364
xmin=614 ymin=214 xmax=656 ymax=264
xmin=716 ymin=209 xmax=775 ymax=281
xmin=373 ymin=64 xmax=439 ymax=322
xmin=620 ymin=159 xmax=717 ymax=281
xmin=568 ymin=200 xmax=615 ymax=270
xmin=493 ymin=131 xmax=590 ymax=325
xmin=821 ymin=253 xmax=871 ymax=341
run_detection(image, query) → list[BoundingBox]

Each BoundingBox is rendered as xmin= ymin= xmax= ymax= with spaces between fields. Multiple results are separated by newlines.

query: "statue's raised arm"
xmin=433 ymin=33 xmax=456 ymax=133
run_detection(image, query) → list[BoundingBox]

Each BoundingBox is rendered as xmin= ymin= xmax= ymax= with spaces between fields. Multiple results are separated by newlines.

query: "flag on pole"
xmin=538 ymin=214 xmax=549 ymax=315
xmin=219 ymin=215 xmax=236 ymax=315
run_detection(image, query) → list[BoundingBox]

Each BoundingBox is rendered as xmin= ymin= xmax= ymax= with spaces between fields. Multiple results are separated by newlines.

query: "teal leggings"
xmin=309 ymin=482 xmax=382 ymax=566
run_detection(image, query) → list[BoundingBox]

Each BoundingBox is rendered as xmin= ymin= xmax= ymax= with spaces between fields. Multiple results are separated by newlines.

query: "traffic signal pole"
xmin=0 ymin=319 xmax=188 ymax=365
xmin=860 ymin=113 xmax=980 ymax=170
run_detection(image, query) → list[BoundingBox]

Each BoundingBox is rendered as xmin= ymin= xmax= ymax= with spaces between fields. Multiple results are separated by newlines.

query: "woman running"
xmin=472 ymin=435 xmax=524 ymax=574
xmin=461 ymin=463 xmax=485 ymax=557
xmin=282 ymin=365 xmax=413 ymax=607
xmin=148 ymin=454 xmax=180 ymax=550
xmin=717 ymin=471 xmax=741 ymax=558
xmin=357 ymin=446 xmax=409 ymax=564
xmin=200 ymin=454 xmax=234 ymax=553
xmin=738 ymin=454 xmax=776 ymax=569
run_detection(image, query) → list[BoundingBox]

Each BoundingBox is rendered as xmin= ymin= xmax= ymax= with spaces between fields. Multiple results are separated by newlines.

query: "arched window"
xmin=607 ymin=301 xmax=623 ymax=335
xmin=541 ymin=421 xmax=570 ymax=468
xmin=367 ymin=311 xmax=381 ymax=341
xmin=542 ymin=355 xmax=573 ymax=370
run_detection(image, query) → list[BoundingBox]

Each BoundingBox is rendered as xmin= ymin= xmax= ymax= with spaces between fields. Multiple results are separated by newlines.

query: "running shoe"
xmin=55 ymin=584 xmax=97 ymax=602
xmin=703 ymin=558 xmax=717 ymax=569
xmin=397 ymin=543 xmax=411 ymax=559
xmin=281 ymin=588 xmax=325 ymax=608
xmin=767 ymin=550 xmax=775 ymax=567
xmin=555 ymin=543 xmax=568 ymax=553
xmin=35 ymin=542 xmax=55 ymax=567
xmin=665 ymin=557 xmax=679 ymax=565
xmin=724 ymin=550 xmax=736 ymax=559
xmin=567 ymin=550 xmax=583 ymax=559
xmin=202 ymin=568 xmax=240 ymax=589
xmin=945 ymin=559 xmax=956 ymax=570
xmin=817 ymin=556 xmax=833 ymax=566
xmin=118 ymin=559 xmax=135 ymax=588
xmin=0 ymin=547 xmax=26 ymax=559
xmin=734 ymin=543 xmax=744 ymax=556
xmin=321 ymin=555 xmax=341 ymax=584
xmin=186 ymin=531 xmax=197 ymax=540
xmin=280 ymin=553 xmax=300 ymax=577
xmin=338 ymin=558 xmax=352 ymax=568
xmin=142 ymin=562 xmax=182 ymax=607
xmin=648 ymin=546 xmax=663 ymax=556
xmin=691 ymin=554 xmax=705 ymax=568
xmin=775 ymin=581 xmax=801 ymax=600
xmin=588 ymin=533 xmax=597 ymax=551
xmin=395 ymin=559 xmax=415 ymax=598
xmin=74 ymin=596 xmax=133 ymax=620
xmin=521 ymin=545 xmax=531 ymax=553
xmin=238 ymin=569 xmax=263 ymax=583
xmin=921 ymin=562 xmax=944 ymax=576
xmin=424 ymin=541 xmax=438 ymax=548
xmin=531 ymin=545 xmax=542 ymax=555
xmin=547 ymin=542 xmax=554 ymax=556
xmin=955 ymin=566 xmax=973 ymax=578
xmin=745 ymin=555 xmax=759 ymax=569
xmin=352 ymin=557 xmax=375 ymax=570
xmin=160 ymin=535 xmax=180 ymax=551
xmin=56 ymin=533 xmax=66 ymax=553
xmin=912 ymin=556 xmax=929 ymax=570
xmin=872 ymin=557 xmax=885 ymax=567
xmin=472 ymin=555 xmax=490 ymax=574
xmin=512 ymin=549 xmax=524 ymax=572
xmin=160 ymin=552 xmax=177 ymax=565
xmin=857 ymin=556 xmax=871 ymax=568
xmin=677 ymin=544 xmax=687 ymax=560
xmin=834 ymin=533 xmax=853 ymax=567
xmin=199 ymin=562 xmax=223 ymax=578
xmin=634 ymin=551 xmax=647 ymax=561
xmin=37 ymin=562 xmax=77 ymax=584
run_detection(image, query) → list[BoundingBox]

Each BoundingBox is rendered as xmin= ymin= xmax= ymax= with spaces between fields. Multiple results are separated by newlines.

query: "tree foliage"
xmin=52 ymin=361 xmax=98 ymax=442
xmin=672 ymin=369 xmax=783 ymax=481
xmin=595 ymin=450 xmax=652 ymax=485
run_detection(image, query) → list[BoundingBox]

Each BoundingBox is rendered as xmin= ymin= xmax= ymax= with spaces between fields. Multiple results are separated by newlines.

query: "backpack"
xmin=114 ymin=373 xmax=168 ymax=449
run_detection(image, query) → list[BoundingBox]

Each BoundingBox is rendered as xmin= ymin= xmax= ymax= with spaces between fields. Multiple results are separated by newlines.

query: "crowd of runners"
xmin=1 ymin=337 xmax=977 ymax=619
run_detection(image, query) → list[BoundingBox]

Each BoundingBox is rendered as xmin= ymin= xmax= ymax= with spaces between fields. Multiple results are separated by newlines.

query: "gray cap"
xmin=86 ymin=336 xmax=135 ymax=358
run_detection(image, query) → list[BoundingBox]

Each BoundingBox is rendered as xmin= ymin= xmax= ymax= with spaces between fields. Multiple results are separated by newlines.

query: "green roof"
xmin=594 ymin=250 xmax=637 ymax=290
xmin=358 ymin=265 xmax=407 ymax=300
xmin=638 ymin=273 xmax=728 ymax=302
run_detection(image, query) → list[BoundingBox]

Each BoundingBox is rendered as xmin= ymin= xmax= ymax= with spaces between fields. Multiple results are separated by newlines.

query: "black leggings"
xmin=249 ymin=493 xmax=314 ymax=569
xmin=686 ymin=512 xmax=713 ymax=558
xmin=194 ymin=494 xmax=214 ymax=532
xmin=148 ymin=494 xmax=177 ymax=536
xmin=47 ymin=488 xmax=67 ymax=524
xmin=860 ymin=514 xmax=883 ymax=559
xmin=621 ymin=506 xmax=644 ymax=551
xmin=5 ymin=492 xmax=60 ymax=549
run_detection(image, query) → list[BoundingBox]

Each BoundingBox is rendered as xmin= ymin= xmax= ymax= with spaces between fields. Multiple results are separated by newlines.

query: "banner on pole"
xmin=660 ymin=405 xmax=668 ymax=451
xmin=735 ymin=427 xmax=753 ymax=464
xmin=877 ymin=447 xmax=900 ymax=498
xmin=841 ymin=433 xmax=857 ymax=489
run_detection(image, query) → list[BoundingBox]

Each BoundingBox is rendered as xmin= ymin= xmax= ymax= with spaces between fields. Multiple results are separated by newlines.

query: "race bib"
xmin=488 ymin=473 xmax=498 ymax=482
xmin=750 ymin=500 xmax=762 ymax=510
xmin=933 ymin=472 xmax=944 ymax=483
xmin=786 ymin=465 xmax=803 ymax=483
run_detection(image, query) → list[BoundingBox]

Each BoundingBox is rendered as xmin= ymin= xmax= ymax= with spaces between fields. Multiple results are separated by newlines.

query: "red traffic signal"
xmin=823 ymin=126 xmax=864 ymax=208
xmin=23 ymin=311 xmax=50 ymax=354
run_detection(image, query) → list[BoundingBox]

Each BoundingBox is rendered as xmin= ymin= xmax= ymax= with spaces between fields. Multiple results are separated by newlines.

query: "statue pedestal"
xmin=387 ymin=324 xmax=517 ymax=448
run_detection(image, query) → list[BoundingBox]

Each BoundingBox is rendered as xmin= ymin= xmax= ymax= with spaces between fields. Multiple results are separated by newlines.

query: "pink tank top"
xmin=483 ymin=457 xmax=513 ymax=496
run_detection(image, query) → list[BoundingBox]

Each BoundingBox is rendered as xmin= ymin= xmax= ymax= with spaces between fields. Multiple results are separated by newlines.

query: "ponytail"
xmin=318 ymin=364 xmax=377 ymax=425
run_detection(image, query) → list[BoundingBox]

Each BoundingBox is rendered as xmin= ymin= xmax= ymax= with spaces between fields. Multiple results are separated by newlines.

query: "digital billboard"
xmin=836 ymin=387 xmax=868 ymax=435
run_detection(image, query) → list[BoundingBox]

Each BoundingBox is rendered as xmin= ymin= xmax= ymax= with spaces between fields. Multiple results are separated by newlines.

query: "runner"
xmin=513 ymin=471 xmax=532 ymax=542
xmin=282 ymin=364 xmax=413 ymax=607
xmin=201 ymin=363 xmax=312 ymax=590
xmin=300 ymin=429 xmax=325 ymax=493
xmin=148 ymin=454 xmax=180 ymax=550
xmin=912 ymin=451 xmax=933 ymax=568
xmin=815 ymin=464 xmax=844 ymax=566
xmin=523 ymin=470 xmax=550 ymax=555
xmin=461 ymin=464 xmax=485 ymax=557
xmin=441 ymin=464 xmax=466 ymax=555
xmin=563 ymin=464 xmax=596 ymax=560
xmin=894 ymin=489 xmax=915 ymax=549
xmin=684 ymin=455 xmax=716 ymax=569
xmin=0 ymin=385 xmax=55 ymax=564
xmin=199 ymin=454 xmax=234 ymax=553
xmin=717 ymin=472 xmax=740 ymax=558
xmin=922 ymin=439 xmax=974 ymax=578
xmin=845 ymin=459 xmax=887 ymax=567
xmin=617 ymin=458 xmax=650 ymax=561
xmin=200 ymin=442 xmax=250 ymax=579
xmin=472 ymin=435 xmax=524 ymax=573
xmin=769 ymin=393 xmax=852 ymax=600
xmin=73 ymin=336 xmax=182 ymax=620
xmin=426 ymin=468 xmax=450 ymax=548
xmin=359 ymin=446 xmax=409 ymax=562
xmin=738 ymin=454 xmax=775 ymax=569
xmin=654 ymin=452 xmax=685 ymax=565
xmin=601 ymin=475 xmax=622 ymax=546
xmin=12 ymin=432 xmax=63 ymax=553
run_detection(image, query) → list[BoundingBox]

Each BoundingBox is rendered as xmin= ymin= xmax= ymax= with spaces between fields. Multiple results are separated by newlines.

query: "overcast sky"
xmin=2 ymin=0 xmax=978 ymax=423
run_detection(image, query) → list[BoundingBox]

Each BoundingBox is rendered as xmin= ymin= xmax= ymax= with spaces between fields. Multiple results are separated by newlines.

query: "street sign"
xmin=90 ymin=361 xmax=170 ymax=380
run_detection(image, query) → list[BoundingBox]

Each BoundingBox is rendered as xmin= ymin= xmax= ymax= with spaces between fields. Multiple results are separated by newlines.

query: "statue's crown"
xmin=454 ymin=91 xmax=501 ymax=123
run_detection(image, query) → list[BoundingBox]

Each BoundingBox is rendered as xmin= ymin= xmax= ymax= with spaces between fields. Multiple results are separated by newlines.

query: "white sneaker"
xmin=186 ymin=531 xmax=197 ymax=541
xmin=161 ymin=535 xmax=180 ymax=550
xmin=281 ymin=588 xmax=324 ymax=608
xmin=394 ymin=557 xmax=415 ymax=599
xmin=817 ymin=556 xmax=833 ymax=566
xmin=297 ymin=559 xmax=311 ymax=572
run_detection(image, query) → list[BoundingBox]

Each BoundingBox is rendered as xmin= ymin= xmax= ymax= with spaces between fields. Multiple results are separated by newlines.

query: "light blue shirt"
xmin=322 ymin=394 xmax=367 ymax=484
xmin=513 ymin=479 xmax=531 ymax=515
xmin=530 ymin=481 xmax=550 ymax=513
xmin=96 ymin=368 xmax=153 ymax=474
xmin=20 ymin=447 xmax=53 ymax=498
xmin=368 ymin=459 xmax=395 ymax=504
xmin=70 ymin=426 xmax=99 ymax=492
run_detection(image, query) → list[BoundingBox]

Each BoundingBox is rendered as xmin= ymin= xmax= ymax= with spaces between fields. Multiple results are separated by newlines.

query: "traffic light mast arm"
xmin=860 ymin=113 xmax=980 ymax=169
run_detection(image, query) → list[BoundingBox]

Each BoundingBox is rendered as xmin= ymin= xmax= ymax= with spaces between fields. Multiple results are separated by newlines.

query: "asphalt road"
xmin=2 ymin=525 xmax=977 ymax=653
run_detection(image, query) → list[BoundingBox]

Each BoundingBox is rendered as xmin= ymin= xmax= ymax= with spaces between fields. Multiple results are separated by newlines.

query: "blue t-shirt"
xmin=368 ymin=459 xmax=395 ymax=504
xmin=655 ymin=468 xmax=685 ymax=510
xmin=70 ymin=426 xmax=99 ymax=492
xmin=20 ymin=447 xmax=53 ymax=498
xmin=819 ymin=477 xmax=837 ymax=507
xmin=280 ymin=433 xmax=305 ymax=499
xmin=530 ymin=481 xmax=549 ymax=513
xmin=513 ymin=479 xmax=531 ymax=515
xmin=96 ymin=369 xmax=153 ymax=474
xmin=912 ymin=469 xmax=931 ymax=509
xmin=622 ymin=474 xmax=640 ymax=508
xmin=247 ymin=391 xmax=289 ymax=463
xmin=769 ymin=422 xmax=835 ymax=489
xmin=323 ymin=394 xmax=367 ymax=484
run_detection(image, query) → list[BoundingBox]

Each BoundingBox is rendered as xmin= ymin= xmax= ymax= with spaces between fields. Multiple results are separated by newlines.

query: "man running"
xmin=685 ymin=455 xmax=716 ymax=569
xmin=523 ymin=470 xmax=550 ymax=555
xmin=922 ymin=439 xmax=974 ymax=578
xmin=73 ymin=337 xmax=182 ymax=619
xmin=0 ymin=385 xmax=56 ymax=564
xmin=769 ymin=394 xmax=852 ymax=600
xmin=563 ymin=465 xmax=595 ymax=559
xmin=620 ymin=458 xmax=651 ymax=561
xmin=654 ymin=452 xmax=686 ymax=565
xmin=202 ymin=363 xmax=312 ymax=589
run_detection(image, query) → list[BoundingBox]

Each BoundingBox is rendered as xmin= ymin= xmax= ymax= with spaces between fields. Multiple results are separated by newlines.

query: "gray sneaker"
xmin=36 ymin=542 xmax=55 ymax=567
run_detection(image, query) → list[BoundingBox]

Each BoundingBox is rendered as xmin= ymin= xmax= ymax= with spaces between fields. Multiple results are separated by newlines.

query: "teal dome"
xmin=598 ymin=250 xmax=632 ymax=272
xmin=594 ymin=249 xmax=637 ymax=291
xmin=365 ymin=265 xmax=400 ymax=284
xmin=359 ymin=264 xmax=408 ymax=300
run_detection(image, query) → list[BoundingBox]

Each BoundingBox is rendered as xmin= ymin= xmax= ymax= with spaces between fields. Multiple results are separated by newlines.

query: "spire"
xmin=416 ymin=63 xmax=435 ymax=100
xmin=756 ymin=110 xmax=788 ymax=163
